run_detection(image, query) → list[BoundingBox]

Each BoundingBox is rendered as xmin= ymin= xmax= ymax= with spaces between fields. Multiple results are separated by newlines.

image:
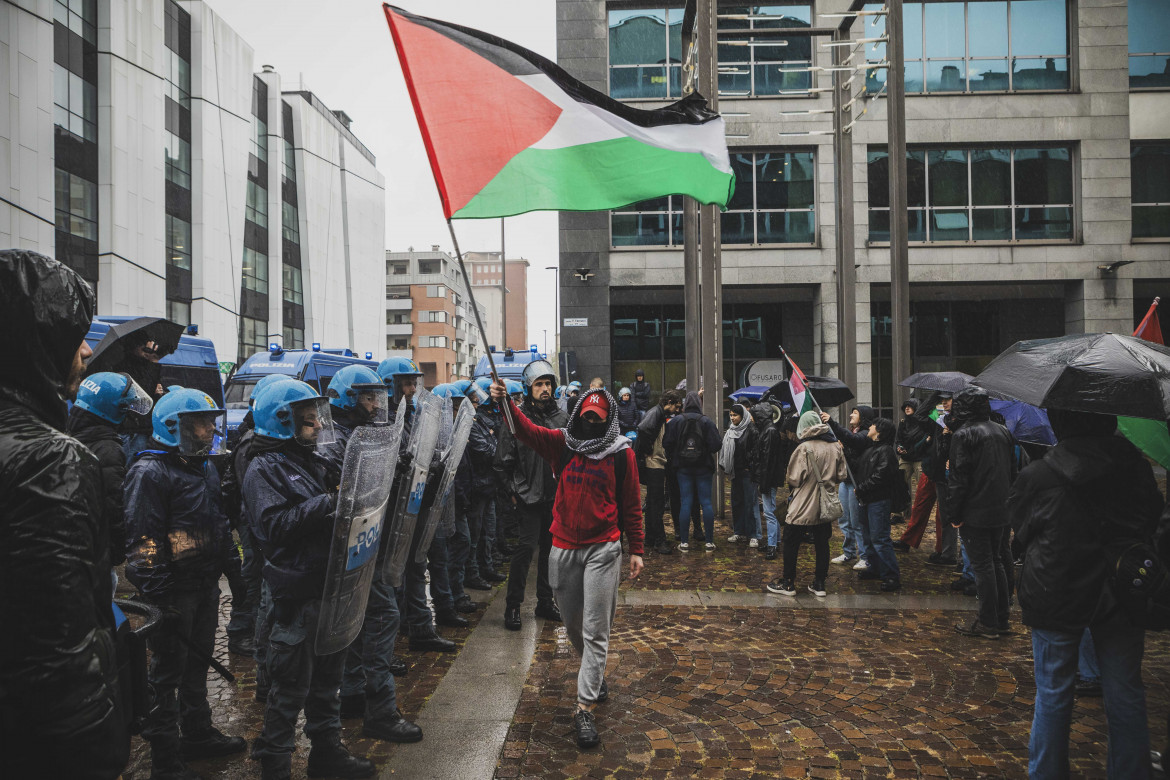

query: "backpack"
xmin=675 ymin=416 xmax=706 ymax=469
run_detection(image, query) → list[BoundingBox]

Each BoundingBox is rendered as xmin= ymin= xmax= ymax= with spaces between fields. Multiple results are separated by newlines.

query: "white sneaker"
xmin=831 ymin=554 xmax=853 ymax=565
xmin=748 ymin=538 xmax=760 ymax=548
xmin=705 ymin=542 xmax=716 ymax=551
xmin=853 ymin=558 xmax=870 ymax=571
xmin=727 ymin=534 xmax=744 ymax=543
xmin=678 ymin=542 xmax=689 ymax=552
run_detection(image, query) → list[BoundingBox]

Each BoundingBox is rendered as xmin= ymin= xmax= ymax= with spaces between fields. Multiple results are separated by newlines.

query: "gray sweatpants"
xmin=548 ymin=540 xmax=622 ymax=706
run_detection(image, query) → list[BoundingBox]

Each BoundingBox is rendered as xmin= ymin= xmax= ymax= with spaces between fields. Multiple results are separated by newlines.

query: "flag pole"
xmin=446 ymin=218 xmax=516 ymax=434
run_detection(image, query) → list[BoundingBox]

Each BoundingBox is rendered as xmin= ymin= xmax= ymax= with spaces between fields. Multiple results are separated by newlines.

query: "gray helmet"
xmin=521 ymin=359 xmax=557 ymax=391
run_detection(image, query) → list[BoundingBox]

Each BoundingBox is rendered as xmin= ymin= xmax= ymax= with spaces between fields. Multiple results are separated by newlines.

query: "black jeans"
xmin=142 ymin=581 xmax=220 ymax=748
xmin=642 ymin=468 xmax=667 ymax=548
xmin=782 ymin=523 xmax=832 ymax=583
xmin=961 ymin=524 xmax=1012 ymax=628
xmin=506 ymin=501 xmax=554 ymax=608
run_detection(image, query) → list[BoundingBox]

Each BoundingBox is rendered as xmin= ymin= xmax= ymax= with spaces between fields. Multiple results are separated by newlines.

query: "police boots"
xmin=181 ymin=726 xmax=247 ymax=760
xmin=148 ymin=741 xmax=202 ymax=780
xmin=305 ymin=737 xmax=375 ymax=779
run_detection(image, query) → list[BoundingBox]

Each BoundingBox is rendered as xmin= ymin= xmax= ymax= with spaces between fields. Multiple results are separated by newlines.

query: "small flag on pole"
xmin=1121 ymin=297 xmax=1170 ymax=468
xmin=382 ymin=5 xmax=734 ymax=220
xmin=782 ymin=348 xmax=816 ymax=416
xmin=1134 ymin=297 xmax=1164 ymax=345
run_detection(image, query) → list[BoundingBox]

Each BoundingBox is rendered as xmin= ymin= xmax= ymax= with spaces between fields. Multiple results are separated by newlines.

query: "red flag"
xmin=1134 ymin=297 xmax=1164 ymax=345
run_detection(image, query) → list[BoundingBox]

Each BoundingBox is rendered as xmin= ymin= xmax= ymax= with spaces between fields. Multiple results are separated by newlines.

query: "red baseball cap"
xmin=579 ymin=393 xmax=609 ymax=420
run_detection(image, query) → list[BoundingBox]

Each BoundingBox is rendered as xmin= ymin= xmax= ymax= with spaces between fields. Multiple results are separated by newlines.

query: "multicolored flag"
xmin=1121 ymin=297 xmax=1170 ymax=468
xmin=782 ymin=348 xmax=816 ymax=416
xmin=382 ymin=4 xmax=734 ymax=220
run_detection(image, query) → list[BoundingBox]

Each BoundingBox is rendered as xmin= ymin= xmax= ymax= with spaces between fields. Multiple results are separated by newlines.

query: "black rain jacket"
xmin=496 ymin=398 xmax=568 ymax=505
xmin=854 ymin=440 xmax=900 ymax=505
xmin=1009 ymin=434 xmax=1164 ymax=632
xmin=662 ymin=392 xmax=722 ymax=476
xmin=750 ymin=403 xmax=790 ymax=491
xmin=895 ymin=400 xmax=932 ymax=462
xmin=244 ymin=438 xmax=337 ymax=601
xmin=468 ymin=406 xmax=500 ymax=492
xmin=616 ymin=397 xmax=642 ymax=434
xmin=0 ymin=249 xmax=129 ymax=778
xmin=826 ymin=405 xmax=873 ymax=484
xmin=630 ymin=379 xmax=652 ymax=412
xmin=68 ymin=406 xmax=128 ymax=566
xmin=947 ymin=418 xmax=1016 ymax=528
xmin=123 ymin=451 xmax=232 ymax=598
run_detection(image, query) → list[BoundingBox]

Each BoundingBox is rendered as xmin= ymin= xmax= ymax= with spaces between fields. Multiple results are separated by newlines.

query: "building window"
xmin=388 ymin=336 xmax=411 ymax=350
xmin=1130 ymin=0 xmax=1170 ymax=88
xmin=608 ymin=8 xmax=684 ymax=100
xmin=165 ymin=133 xmax=191 ymax=188
xmin=425 ymin=336 xmax=449 ymax=348
xmin=239 ymin=316 xmax=267 ymax=357
xmin=167 ymin=49 xmax=191 ymax=110
xmin=53 ymin=66 xmax=97 ymax=142
xmin=611 ymin=196 xmax=685 ymax=246
xmin=246 ymin=179 xmax=268 ymax=227
xmin=166 ymin=214 xmax=192 ymax=270
xmin=387 ymin=312 xmax=411 ymax=325
xmin=419 ymin=259 xmax=441 ymax=274
xmin=1132 ymin=142 xmax=1170 ymax=238
xmin=420 ymin=310 xmax=449 ymax=323
xmin=389 ymin=261 xmax=408 ymax=274
xmin=281 ymin=201 xmax=299 ymax=243
xmin=283 ymin=326 xmax=304 ymax=349
xmin=282 ymin=264 xmax=304 ymax=305
xmin=717 ymin=5 xmax=813 ymax=95
xmin=55 ymin=169 xmax=97 ymax=241
xmin=723 ymin=150 xmax=815 ymax=244
xmin=386 ymin=285 xmax=411 ymax=299
xmin=865 ymin=0 xmax=1070 ymax=94
xmin=867 ymin=145 xmax=1074 ymax=242
xmin=252 ymin=115 xmax=268 ymax=163
xmin=243 ymin=247 xmax=269 ymax=294
xmin=167 ymin=299 xmax=190 ymax=326
xmin=426 ymin=285 xmax=446 ymax=298
xmin=54 ymin=0 xmax=96 ymax=44
xmin=283 ymin=137 xmax=297 ymax=180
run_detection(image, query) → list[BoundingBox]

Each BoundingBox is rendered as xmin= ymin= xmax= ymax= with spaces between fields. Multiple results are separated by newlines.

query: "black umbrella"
xmin=763 ymin=376 xmax=855 ymax=409
xmin=899 ymin=371 xmax=974 ymax=393
xmin=972 ymin=333 xmax=1170 ymax=421
xmin=86 ymin=317 xmax=185 ymax=375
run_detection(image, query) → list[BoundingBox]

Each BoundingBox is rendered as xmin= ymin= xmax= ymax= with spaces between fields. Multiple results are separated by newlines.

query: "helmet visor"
xmin=352 ymin=383 xmax=389 ymax=425
xmin=178 ymin=411 xmax=228 ymax=457
xmin=291 ymin=397 xmax=337 ymax=447
xmin=120 ymin=375 xmax=154 ymax=417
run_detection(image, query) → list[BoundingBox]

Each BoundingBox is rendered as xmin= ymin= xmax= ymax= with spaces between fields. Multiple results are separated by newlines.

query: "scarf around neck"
xmin=719 ymin=407 xmax=752 ymax=473
xmin=562 ymin=387 xmax=628 ymax=459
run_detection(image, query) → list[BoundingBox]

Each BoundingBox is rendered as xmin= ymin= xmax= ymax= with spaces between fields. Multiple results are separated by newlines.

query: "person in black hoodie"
xmin=630 ymin=369 xmax=652 ymax=412
xmin=892 ymin=398 xmax=930 ymax=522
xmin=721 ymin=403 xmax=761 ymax=546
xmin=245 ymin=380 xmax=375 ymax=780
xmin=947 ymin=387 xmax=1017 ymax=638
xmin=823 ymin=405 xmax=874 ymax=570
xmin=1009 ymin=409 xmax=1163 ymax=779
xmin=752 ymin=403 xmax=795 ymax=560
xmin=0 ymin=250 xmax=130 ymax=779
xmin=920 ymin=394 xmax=960 ymax=566
xmin=852 ymin=417 xmax=903 ymax=591
xmin=662 ymin=391 xmax=723 ymax=551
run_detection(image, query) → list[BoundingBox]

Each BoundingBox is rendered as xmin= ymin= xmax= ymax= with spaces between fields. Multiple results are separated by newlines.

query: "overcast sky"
xmin=211 ymin=0 xmax=560 ymax=350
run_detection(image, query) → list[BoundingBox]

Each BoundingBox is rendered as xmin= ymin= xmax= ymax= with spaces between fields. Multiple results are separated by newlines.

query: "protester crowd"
xmin=2 ymin=248 xmax=1168 ymax=779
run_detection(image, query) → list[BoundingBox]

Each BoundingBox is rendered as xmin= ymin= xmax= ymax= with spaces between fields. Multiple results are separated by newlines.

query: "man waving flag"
xmin=383 ymin=4 xmax=735 ymax=220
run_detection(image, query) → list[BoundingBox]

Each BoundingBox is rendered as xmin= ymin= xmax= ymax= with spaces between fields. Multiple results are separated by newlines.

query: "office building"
xmin=1 ymin=0 xmax=386 ymax=366
xmin=464 ymin=250 xmax=530 ymax=350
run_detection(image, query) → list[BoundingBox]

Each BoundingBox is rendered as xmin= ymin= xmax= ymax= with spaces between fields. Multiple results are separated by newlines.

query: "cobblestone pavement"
xmin=497 ymin=606 xmax=1170 ymax=779
xmin=119 ymin=582 xmax=499 ymax=780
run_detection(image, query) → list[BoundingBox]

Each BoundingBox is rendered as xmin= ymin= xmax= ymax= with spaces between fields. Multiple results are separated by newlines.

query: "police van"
xmin=473 ymin=346 xmax=551 ymax=383
xmin=224 ymin=344 xmax=379 ymax=440
xmin=83 ymin=317 xmax=224 ymax=408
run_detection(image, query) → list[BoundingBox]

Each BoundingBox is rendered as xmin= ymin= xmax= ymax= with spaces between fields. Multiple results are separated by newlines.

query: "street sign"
xmin=743 ymin=359 xmax=787 ymax=387
xmin=563 ymin=317 xmax=588 ymax=327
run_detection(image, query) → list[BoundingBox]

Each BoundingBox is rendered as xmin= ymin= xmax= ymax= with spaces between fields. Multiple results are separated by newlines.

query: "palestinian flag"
xmin=382 ymin=4 xmax=734 ymax=220
xmin=784 ymin=350 xmax=816 ymax=416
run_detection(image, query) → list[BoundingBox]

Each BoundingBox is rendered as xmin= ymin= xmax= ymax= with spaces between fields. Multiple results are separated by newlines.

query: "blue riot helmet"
xmin=253 ymin=379 xmax=337 ymax=447
xmin=467 ymin=377 xmax=494 ymax=407
xmin=249 ymin=373 xmax=297 ymax=409
xmin=377 ymin=356 xmax=423 ymax=406
xmin=505 ymin=379 xmax=524 ymax=404
xmin=555 ymin=386 xmax=565 ymax=400
xmin=431 ymin=383 xmax=459 ymax=399
xmin=326 ymin=365 xmax=388 ymax=424
xmin=151 ymin=386 xmax=229 ymax=456
xmin=450 ymin=379 xmax=472 ymax=396
xmin=76 ymin=372 xmax=153 ymax=425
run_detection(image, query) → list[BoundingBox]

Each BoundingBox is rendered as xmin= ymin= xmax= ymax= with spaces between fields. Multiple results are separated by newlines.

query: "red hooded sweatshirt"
xmin=503 ymin=396 xmax=644 ymax=555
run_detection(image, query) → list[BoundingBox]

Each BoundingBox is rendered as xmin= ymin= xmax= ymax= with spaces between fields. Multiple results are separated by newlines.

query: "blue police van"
xmin=83 ymin=317 xmax=224 ymax=408
xmin=224 ymin=344 xmax=379 ymax=439
xmin=473 ymin=346 xmax=550 ymax=382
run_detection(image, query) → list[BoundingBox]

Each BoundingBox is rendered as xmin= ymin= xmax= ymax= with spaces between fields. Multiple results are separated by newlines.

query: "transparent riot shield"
xmin=414 ymin=398 xmax=475 ymax=563
xmin=381 ymin=392 xmax=442 ymax=587
xmin=314 ymin=420 xmax=403 ymax=655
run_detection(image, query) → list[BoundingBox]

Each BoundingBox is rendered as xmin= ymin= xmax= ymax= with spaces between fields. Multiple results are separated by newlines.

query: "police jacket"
xmin=496 ymin=398 xmax=568 ymax=505
xmin=124 ymin=451 xmax=232 ymax=597
xmin=221 ymin=425 xmax=256 ymax=528
xmin=244 ymin=438 xmax=337 ymax=601
xmin=947 ymin=418 xmax=1016 ymax=528
xmin=630 ymin=379 xmax=652 ymax=411
xmin=468 ymin=406 xmax=500 ymax=492
xmin=854 ymin=440 xmax=900 ymax=505
xmin=0 ymin=249 xmax=129 ymax=778
xmin=1009 ymin=434 xmax=1163 ymax=631
xmin=453 ymin=450 xmax=474 ymax=511
xmin=68 ymin=405 xmax=128 ymax=565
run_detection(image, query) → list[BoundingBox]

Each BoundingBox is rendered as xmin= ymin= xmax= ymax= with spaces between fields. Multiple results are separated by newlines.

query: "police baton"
xmin=174 ymin=630 xmax=236 ymax=684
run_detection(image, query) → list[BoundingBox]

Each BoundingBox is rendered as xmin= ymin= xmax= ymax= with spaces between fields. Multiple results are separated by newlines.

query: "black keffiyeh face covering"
xmin=563 ymin=388 xmax=622 ymax=456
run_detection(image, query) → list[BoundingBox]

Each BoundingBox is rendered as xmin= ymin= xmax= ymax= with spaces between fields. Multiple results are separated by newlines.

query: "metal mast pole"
xmin=500 ymin=217 xmax=507 ymax=349
xmin=832 ymin=27 xmax=857 ymax=413
xmin=699 ymin=0 xmax=721 ymax=423
xmin=682 ymin=7 xmax=702 ymax=395
xmin=887 ymin=0 xmax=911 ymax=413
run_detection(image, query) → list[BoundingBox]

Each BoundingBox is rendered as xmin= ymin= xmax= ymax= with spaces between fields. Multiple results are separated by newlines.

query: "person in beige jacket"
xmin=767 ymin=410 xmax=849 ymax=597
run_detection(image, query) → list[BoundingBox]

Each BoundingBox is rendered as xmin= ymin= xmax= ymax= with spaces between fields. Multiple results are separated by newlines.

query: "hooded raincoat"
xmin=784 ymin=420 xmax=849 ymax=526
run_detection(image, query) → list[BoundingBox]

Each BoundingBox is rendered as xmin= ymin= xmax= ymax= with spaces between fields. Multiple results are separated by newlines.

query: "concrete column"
xmin=1065 ymin=278 xmax=1134 ymax=335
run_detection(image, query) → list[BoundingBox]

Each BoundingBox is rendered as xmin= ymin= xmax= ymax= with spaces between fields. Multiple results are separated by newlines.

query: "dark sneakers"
xmin=926 ymin=552 xmax=958 ymax=567
xmin=892 ymin=540 xmax=911 ymax=552
xmin=807 ymin=580 xmax=827 ymax=597
xmin=435 ymin=609 xmax=469 ymax=628
xmin=766 ymin=578 xmax=796 ymax=596
xmin=409 ymin=633 xmax=457 ymax=653
xmin=362 ymin=711 xmax=424 ymax=743
xmin=454 ymin=594 xmax=480 ymax=613
xmin=763 ymin=545 xmax=778 ymax=560
xmin=954 ymin=619 xmax=999 ymax=639
xmin=306 ymin=738 xmax=375 ymax=779
xmin=465 ymin=578 xmax=492 ymax=591
xmin=504 ymin=605 xmax=522 ymax=631
xmin=879 ymin=579 xmax=901 ymax=593
xmin=534 ymin=600 xmax=562 ymax=622
xmin=573 ymin=708 xmax=600 ymax=749
xmin=180 ymin=727 xmax=247 ymax=760
xmin=388 ymin=656 xmax=409 ymax=676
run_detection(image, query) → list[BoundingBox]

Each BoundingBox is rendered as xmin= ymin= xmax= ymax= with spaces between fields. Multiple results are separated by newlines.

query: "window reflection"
xmin=1129 ymin=0 xmax=1170 ymax=87
xmin=1131 ymin=142 xmax=1170 ymax=237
